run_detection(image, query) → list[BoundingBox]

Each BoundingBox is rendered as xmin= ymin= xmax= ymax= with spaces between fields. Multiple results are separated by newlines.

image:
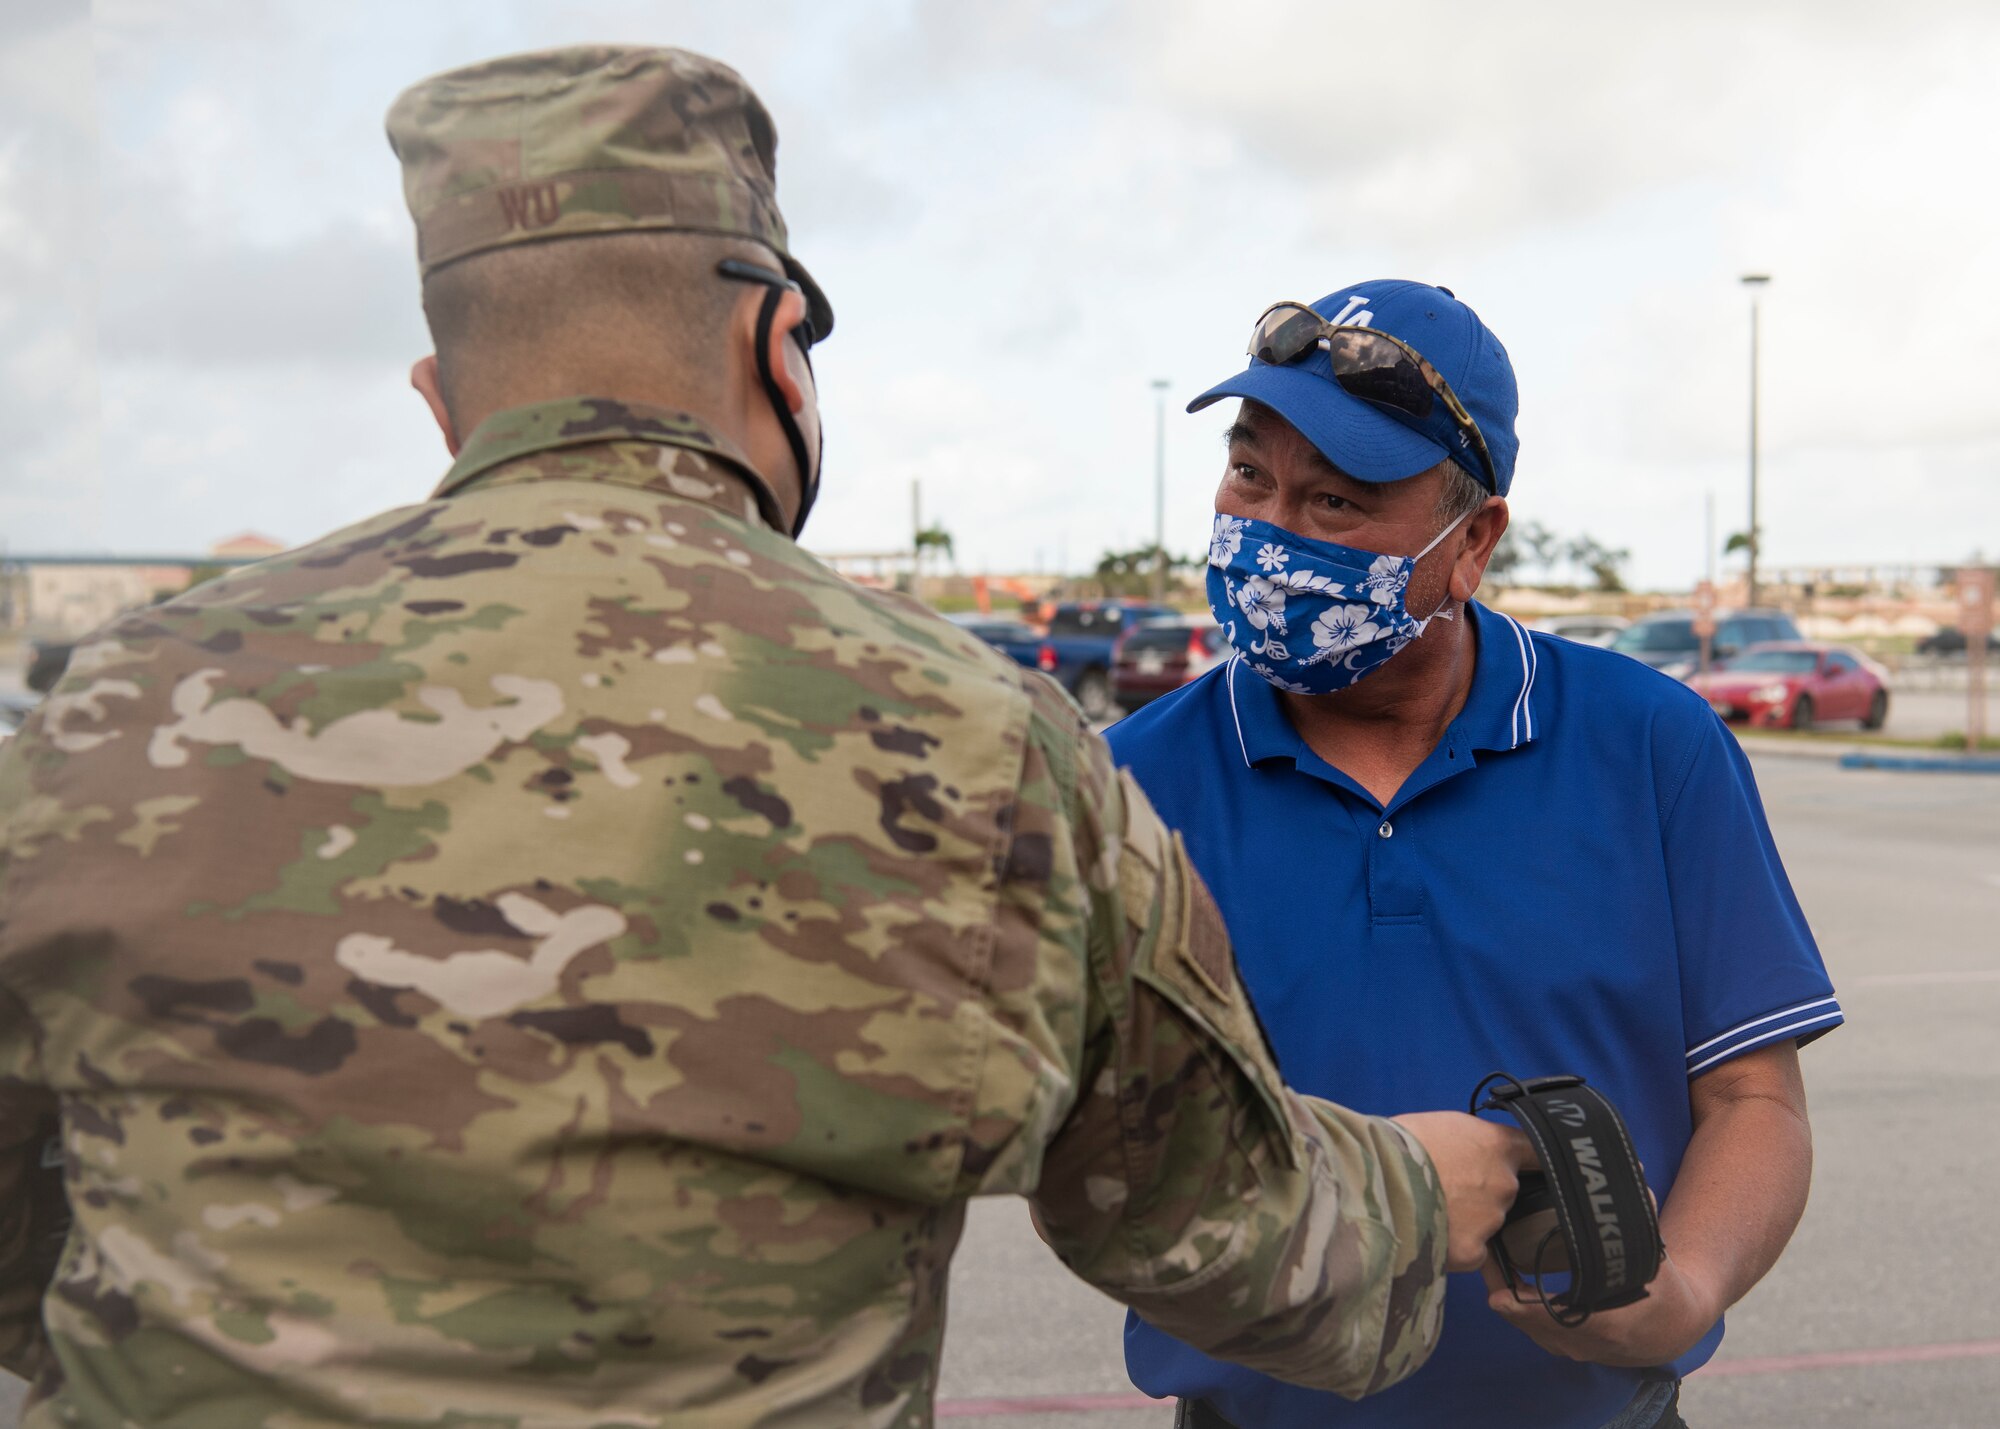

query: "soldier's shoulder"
xmin=815 ymin=580 xmax=1113 ymax=783
xmin=834 ymin=581 xmax=1049 ymax=691
xmin=148 ymin=503 xmax=455 ymax=615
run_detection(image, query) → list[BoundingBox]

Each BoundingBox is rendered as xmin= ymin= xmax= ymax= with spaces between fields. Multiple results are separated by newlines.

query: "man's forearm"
xmin=1663 ymin=1045 xmax=1813 ymax=1316
xmin=1035 ymin=1061 xmax=1449 ymax=1400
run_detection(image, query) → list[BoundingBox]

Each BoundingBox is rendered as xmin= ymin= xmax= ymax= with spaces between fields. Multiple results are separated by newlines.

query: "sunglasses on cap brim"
xmin=717 ymin=258 xmax=820 ymax=348
xmin=1248 ymin=301 xmax=1497 ymax=492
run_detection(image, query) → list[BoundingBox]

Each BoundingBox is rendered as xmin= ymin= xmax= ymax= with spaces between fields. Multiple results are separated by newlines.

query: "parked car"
xmin=1685 ymin=642 xmax=1889 ymax=730
xmin=946 ymin=613 xmax=1044 ymax=665
xmin=1007 ymin=601 xmax=1177 ymax=719
xmin=1531 ymin=614 xmax=1628 ymax=648
xmin=1915 ymin=626 xmax=2000 ymax=657
xmin=1609 ymin=608 xmax=1802 ymax=680
xmin=1112 ymin=616 xmax=1226 ymax=711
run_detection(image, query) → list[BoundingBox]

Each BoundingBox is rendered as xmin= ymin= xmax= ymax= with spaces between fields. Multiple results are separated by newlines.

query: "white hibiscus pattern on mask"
xmin=1249 ymin=662 xmax=1316 ymax=694
xmin=1255 ymin=543 xmax=1289 ymax=572
xmin=1355 ymin=554 xmax=1409 ymax=606
xmin=1267 ymin=567 xmax=1346 ymax=598
xmin=1308 ymin=603 xmax=1383 ymax=657
xmin=1236 ymin=575 xmax=1288 ymax=633
xmin=1209 ymin=515 xmax=1247 ymax=567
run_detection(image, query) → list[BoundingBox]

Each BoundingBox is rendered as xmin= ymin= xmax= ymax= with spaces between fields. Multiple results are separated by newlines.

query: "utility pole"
xmin=1961 ymin=567 xmax=1994 ymax=755
xmin=1742 ymin=274 xmax=1770 ymax=606
xmin=1704 ymin=490 xmax=1716 ymax=586
xmin=910 ymin=479 xmax=922 ymax=595
xmin=1150 ymin=379 xmax=1171 ymax=602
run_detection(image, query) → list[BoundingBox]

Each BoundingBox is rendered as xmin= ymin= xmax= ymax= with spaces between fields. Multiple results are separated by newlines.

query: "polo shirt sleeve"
xmin=1659 ymin=712 xmax=1843 ymax=1078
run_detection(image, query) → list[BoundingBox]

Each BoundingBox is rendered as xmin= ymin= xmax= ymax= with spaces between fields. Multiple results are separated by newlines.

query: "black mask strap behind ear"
xmin=750 ymin=284 xmax=820 ymax=538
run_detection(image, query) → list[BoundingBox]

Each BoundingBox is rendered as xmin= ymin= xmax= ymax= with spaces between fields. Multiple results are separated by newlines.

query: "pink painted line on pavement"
xmin=1697 ymin=1337 xmax=2000 ymax=1377
xmin=933 ymin=1339 xmax=2000 ymax=1417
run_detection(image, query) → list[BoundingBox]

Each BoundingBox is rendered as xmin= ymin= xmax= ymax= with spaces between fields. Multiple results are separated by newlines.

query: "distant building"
xmin=2 ymin=533 xmax=287 ymax=639
xmin=16 ymin=563 xmax=188 ymax=640
xmin=209 ymin=532 xmax=286 ymax=559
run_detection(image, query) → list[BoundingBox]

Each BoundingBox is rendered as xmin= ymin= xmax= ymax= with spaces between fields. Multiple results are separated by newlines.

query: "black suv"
xmin=1610 ymin=608 xmax=1802 ymax=679
xmin=1915 ymin=627 xmax=2000 ymax=657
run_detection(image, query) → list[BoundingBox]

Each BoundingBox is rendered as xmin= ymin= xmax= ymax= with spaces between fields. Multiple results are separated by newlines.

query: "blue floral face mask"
xmin=1205 ymin=510 xmax=1467 ymax=695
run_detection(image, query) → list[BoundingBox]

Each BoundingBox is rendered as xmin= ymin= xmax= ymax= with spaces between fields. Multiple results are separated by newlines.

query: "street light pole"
xmin=1704 ymin=489 xmax=1716 ymax=586
xmin=1742 ymin=274 xmax=1771 ymax=607
xmin=1150 ymin=378 xmax=1171 ymax=603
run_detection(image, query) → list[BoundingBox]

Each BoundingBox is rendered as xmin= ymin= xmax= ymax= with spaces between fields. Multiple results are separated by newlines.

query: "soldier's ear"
xmin=730 ymin=287 xmax=811 ymax=417
xmin=410 ymin=355 xmax=461 ymax=455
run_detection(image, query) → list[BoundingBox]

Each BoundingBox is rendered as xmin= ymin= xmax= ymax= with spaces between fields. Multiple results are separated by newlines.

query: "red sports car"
xmin=1685 ymin=642 xmax=1889 ymax=730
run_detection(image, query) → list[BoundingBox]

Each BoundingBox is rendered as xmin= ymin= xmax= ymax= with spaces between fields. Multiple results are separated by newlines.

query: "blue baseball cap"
xmin=1188 ymin=279 xmax=1521 ymax=496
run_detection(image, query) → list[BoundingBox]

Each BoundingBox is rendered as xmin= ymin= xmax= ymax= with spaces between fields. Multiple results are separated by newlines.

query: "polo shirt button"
xmin=1378 ymin=820 xmax=1393 ymax=839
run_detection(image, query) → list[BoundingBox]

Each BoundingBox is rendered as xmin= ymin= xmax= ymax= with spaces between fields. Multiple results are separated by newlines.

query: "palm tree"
xmin=914 ymin=524 xmax=954 ymax=563
xmin=912 ymin=523 xmax=954 ymax=589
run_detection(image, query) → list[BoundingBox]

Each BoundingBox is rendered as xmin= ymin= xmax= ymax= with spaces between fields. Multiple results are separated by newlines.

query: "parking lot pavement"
xmin=1669 ymin=758 xmax=2000 ymax=1425
xmin=1872 ymin=686 xmax=1992 ymax=742
xmin=3 ymin=757 xmax=1995 ymax=1427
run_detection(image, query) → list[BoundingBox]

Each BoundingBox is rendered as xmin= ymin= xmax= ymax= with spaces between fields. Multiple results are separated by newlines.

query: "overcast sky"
xmin=4 ymin=0 xmax=1997 ymax=589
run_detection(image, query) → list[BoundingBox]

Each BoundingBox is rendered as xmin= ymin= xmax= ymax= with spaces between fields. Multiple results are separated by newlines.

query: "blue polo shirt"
xmin=1112 ymin=602 xmax=1841 ymax=1429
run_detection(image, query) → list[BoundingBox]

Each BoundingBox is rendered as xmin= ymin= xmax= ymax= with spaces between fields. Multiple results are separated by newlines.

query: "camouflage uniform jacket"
xmin=0 ymin=398 xmax=1448 ymax=1427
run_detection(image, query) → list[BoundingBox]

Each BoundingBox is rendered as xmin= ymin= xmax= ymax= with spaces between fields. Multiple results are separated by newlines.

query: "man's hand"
xmin=1390 ymin=1112 xmax=1535 ymax=1271
xmin=1483 ymin=1250 xmax=1720 ymax=1367
xmin=1481 ymin=1041 xmax=1812 ymax=1368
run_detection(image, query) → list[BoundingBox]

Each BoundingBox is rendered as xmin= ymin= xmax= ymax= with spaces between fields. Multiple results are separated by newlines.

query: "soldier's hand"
xmin=1390 ymin=1112 xmax=1536 ymax=1272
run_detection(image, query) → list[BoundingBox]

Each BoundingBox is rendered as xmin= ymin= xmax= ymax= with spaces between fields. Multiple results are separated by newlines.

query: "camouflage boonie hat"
xmin=386 ymin=45 xmax=833 ymax=337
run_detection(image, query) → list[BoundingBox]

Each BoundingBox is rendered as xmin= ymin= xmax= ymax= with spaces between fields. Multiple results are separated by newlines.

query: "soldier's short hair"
xmin=421 ymin=230 xmax=760 ymax=419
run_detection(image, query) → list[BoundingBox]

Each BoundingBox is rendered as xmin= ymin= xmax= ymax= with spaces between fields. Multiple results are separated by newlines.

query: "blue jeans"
xmin=1174 ymin=1379 xmax=1687 ymax=1428
xmin=1602 ymin=1379 xmax=1686 ymax=1429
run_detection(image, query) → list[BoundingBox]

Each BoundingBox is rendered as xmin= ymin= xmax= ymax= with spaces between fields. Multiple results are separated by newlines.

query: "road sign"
xmin=1691 ymin=580 xmax=1718 ymax=640
xmin=1960 ymin=569 xmax=1993 ymax=754
xmin=1960 ymin=569 xmax=1995 ymax=638
xmin=1692 ymin=580 xmax=1718 ymax=675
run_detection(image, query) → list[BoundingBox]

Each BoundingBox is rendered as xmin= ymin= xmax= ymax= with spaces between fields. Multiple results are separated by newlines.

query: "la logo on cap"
xmin=1327 ymin=294 xmax=1374 ymax=328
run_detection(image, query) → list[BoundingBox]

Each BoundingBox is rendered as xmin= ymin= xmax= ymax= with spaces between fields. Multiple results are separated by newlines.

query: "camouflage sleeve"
xmin=1020 ymin=691 xmax=1449 ymax=1399
xmin=0 ymin=1040 xmax=58 ymax=1381
xmin=0 ymin=739 xmax=58 ymax=1382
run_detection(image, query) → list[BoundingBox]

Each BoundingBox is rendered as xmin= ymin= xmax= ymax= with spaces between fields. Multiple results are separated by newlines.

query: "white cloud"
xmin=0 ymin=0 xmax=99 ymax=548
xmin=4 ymin=0 xmax=1997 ymax=581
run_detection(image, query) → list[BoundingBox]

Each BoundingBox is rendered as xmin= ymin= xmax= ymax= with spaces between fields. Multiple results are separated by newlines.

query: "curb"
xmin=1733 ymin=736 xmax=1867 ymax=764
xmin=1734 ymin=735 xmax=2000 ymax=770
xmin=1838 ymin=751 xmax=2000 ymax=775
